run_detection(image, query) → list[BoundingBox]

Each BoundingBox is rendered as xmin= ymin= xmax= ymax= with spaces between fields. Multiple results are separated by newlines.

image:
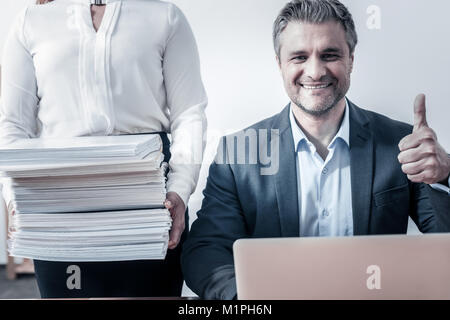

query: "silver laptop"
xmin=233 ymin=234 xmax=450 ymax=300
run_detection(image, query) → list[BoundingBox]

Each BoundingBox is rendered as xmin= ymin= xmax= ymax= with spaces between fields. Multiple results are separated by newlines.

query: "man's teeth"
xmin=302 ymin=84 xmax=330 ymax=89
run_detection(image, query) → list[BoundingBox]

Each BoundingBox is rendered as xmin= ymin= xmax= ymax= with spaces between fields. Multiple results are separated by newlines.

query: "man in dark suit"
xmin=181 ymin=0 xmax=450 ymax=300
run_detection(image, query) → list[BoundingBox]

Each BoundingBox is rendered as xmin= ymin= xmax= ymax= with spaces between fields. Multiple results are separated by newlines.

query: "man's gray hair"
xmin=273 ymin=0 xmax=358 ymax=58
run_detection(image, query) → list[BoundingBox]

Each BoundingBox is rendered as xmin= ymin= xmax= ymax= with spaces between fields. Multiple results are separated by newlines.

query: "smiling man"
xmin=279 ymin=19 xmax=354 ymax=161
xmin=181 ymin=0 xmax=450 ymax=300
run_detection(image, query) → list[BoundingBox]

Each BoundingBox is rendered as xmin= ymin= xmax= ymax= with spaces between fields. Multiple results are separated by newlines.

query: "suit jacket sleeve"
xmin=410 ymin=182 xmax=450 ymax=233
xmin=181 ymin=138 xmax=247 ymax=300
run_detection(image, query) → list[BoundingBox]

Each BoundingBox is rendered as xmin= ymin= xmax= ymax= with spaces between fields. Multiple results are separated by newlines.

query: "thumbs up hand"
xmin=398 ymin=94 xmax=450 ymax=185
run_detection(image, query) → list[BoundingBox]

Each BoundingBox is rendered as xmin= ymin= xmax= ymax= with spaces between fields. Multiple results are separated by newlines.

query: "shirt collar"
xmin=289 ymin=98 xmax=350 ymax=152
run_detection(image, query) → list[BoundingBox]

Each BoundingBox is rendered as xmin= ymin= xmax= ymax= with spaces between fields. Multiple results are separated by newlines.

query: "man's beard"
xmin=292 ymin=92 xmax=343 ymax=117
xmin=291 ymin=74 xmax=350 ymax=117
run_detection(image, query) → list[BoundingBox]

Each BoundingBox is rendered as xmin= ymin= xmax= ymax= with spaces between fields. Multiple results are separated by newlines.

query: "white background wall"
xmin=0 ymin=0 xmax=448 ymax=269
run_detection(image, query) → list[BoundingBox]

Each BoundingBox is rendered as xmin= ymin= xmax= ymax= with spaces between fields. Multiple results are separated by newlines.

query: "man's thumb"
xmin=413 ymin=94 xmax=428 ymax=131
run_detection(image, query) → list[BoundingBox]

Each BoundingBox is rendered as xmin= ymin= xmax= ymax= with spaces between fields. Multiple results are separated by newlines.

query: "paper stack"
xmin=0 ymin=134 xmax=172 ymax=262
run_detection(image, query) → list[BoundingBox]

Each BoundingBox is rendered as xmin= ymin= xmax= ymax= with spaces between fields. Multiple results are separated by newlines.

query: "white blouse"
xmin=0 ymin=0 xmax=208 ymax=206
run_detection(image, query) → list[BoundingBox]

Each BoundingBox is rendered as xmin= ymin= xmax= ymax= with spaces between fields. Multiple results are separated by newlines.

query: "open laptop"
xmin=233 ymin=234 xmax=450 ymax=300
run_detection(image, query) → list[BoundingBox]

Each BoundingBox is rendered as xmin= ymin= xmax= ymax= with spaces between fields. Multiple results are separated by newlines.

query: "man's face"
xmin=277 ymin=21 xmax=354 ymax=116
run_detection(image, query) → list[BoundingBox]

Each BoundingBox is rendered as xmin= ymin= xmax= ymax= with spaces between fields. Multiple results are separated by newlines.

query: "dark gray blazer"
xmin=181 ymin=101 xmax=450 ymax=300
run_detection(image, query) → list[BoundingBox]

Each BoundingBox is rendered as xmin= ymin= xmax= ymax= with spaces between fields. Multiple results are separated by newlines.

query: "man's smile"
xmin=299 ymin=82 xmax=333 ymax=90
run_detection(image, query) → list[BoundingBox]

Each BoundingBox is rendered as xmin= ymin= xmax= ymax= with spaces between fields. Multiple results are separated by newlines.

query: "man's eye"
xmin=293 ymin=56 xmax=307 ymax=62
xmin=322 ymin=54 xmax=339 ymax=61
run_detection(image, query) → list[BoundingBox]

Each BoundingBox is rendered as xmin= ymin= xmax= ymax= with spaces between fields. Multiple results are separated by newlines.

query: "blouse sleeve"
xmin=0 ymin=6 xmax=39 ymax=146
xmin=163 ymin=4 xmax=208 ymax=207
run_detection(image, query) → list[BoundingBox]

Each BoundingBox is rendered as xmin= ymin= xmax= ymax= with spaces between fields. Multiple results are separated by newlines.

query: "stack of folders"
xmin=0 ymin=134 xmax=172 ymax=262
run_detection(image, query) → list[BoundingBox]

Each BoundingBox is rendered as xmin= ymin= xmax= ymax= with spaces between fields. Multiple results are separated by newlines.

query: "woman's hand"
xmin=164 ymin=192 xmax=186 ymax=250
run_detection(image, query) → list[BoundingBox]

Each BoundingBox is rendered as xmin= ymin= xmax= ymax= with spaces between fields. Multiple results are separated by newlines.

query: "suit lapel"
xmin=273 ymin=105 xmax=300 ymax=237
xmin=348 ymin=101 xmax=374 ymax=235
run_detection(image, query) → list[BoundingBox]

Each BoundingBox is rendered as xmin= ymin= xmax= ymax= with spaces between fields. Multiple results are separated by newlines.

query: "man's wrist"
xmin=439 ymin=175 xmax=450 ymax=188
xmin=443 ymin=156 xmax=450 ymax=187
xmin=440 ymin=155 xmax=450 ymax=187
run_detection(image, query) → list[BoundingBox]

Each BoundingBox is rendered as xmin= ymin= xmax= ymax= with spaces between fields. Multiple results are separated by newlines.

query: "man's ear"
xmin=276 ymin=55 xmax=282 ymax=71
xmin=349 ymin=52 xmax=354 ymax=73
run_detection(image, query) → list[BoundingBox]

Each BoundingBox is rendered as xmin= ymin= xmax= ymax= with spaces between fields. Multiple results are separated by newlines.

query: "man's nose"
xmin=303 ymin=56 xmax=327 ymax=81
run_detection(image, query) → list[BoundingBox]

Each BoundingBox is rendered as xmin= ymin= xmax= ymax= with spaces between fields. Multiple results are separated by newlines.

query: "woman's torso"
xmin=24 ymin=0 xmax=174 ymax=137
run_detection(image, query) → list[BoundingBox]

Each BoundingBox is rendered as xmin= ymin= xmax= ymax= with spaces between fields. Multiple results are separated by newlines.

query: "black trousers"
xmin=34 ymin=224 xmax=188 ymax=298
xmin=33 ymin=132 xmax=188 ymax=298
